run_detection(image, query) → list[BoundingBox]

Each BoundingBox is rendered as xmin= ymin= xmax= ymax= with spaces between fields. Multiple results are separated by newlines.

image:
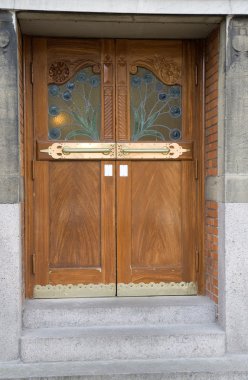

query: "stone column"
xmin=0 ymin=11 xmax=21 ymax=361
xmin=218 ymin=16 xmax=248 ymax=353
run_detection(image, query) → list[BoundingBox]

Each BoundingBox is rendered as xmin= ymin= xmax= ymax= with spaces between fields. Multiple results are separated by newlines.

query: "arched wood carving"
xmin=130 ymin=56 xmax=182 ymax=85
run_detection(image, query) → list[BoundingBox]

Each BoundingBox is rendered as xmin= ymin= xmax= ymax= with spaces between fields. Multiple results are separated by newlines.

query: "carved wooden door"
xmin=115 ymin=40 xmax=198 ymax=296
xmin=25 ymin=38 xmax=200 ymax=298
xmin=27 ymin=39 xmax=116 ymax=298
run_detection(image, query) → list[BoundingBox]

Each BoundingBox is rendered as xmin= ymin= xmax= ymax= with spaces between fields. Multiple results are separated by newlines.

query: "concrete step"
xmin=21 ymin=323 xmax=225 ymax=363
xmin=23 ymin=296 xmax=216 ymax=328
xmin=4 ymin=354 xmax=248 ymax=380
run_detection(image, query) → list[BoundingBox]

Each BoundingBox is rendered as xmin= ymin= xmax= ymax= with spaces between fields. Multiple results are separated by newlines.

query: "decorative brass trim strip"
xmin=117 ymin=143 xmax=190 ymax=159
xmin=40 ymin=143 xmax=116 ymax=160
xmin=117 ymin=282 xmax=197 ymax=296
xmin=33 ymin=283 xmax=116 ymax=298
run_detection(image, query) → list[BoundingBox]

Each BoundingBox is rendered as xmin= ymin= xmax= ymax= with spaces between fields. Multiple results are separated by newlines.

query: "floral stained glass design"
xmin=130 ymin=67 xmax=182 ymax=142
xmin=48 ymin=67 xmax=101 ymax=141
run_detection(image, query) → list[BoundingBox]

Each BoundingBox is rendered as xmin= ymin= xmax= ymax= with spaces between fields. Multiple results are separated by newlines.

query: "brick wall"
xmin=205 ymin=28 xmax=219 ymax=304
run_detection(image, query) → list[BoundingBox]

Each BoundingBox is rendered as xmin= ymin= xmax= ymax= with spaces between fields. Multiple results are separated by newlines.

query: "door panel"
xmin=131 ymin=162 xmax=182 ymax=270
xmin=34 ymin=160 xmax=116 ymax=297
xmin=116 ymin=40 xmax=197 ymax=296
xmin=31 ymin=38 xmax=116 ymax=298
xmin=49 ymin=161 xmax=101 ymax=269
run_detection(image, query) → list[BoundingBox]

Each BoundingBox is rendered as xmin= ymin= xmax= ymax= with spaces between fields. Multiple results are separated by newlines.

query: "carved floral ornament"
xmin=130 ymin=56 xmax=182 ymax=85
xmin=48 ymin=61 xmax=102 ymax=84
xmin=49 ymin=62 xmax=70 ymax=83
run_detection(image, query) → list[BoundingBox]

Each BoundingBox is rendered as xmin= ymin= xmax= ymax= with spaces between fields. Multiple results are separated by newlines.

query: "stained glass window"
xmin=48 ymin=67 xmax=101 ymax=141
xmin=130 ymin=67 xmax=182 ymax=142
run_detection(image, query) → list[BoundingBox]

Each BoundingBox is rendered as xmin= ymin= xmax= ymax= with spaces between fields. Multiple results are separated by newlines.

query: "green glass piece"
xmin=48 ymin=67 xmax=101 ymax=141
xmin=130 ymin=67 xmax=182 ymax=142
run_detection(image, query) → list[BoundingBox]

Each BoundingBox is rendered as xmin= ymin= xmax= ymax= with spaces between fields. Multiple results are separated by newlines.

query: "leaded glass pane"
xmin=48 ymin=67 xmax=101 ymax=141
xmin=130 ymin=67 xmax=182 ymax=142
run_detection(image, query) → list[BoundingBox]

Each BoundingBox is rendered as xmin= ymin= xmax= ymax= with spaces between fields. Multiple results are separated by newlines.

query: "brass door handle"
xmin=62 ymin=146 xmax=112 ymax=155
xmin=120 ymin=147 xmax=170 ymax=155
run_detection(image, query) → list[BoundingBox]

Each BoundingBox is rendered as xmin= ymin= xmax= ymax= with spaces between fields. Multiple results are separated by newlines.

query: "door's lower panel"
xmin=33 ymin=283 xmax=116 ymax=298
xmin=117 ymin=282 xmax=197 ymax=296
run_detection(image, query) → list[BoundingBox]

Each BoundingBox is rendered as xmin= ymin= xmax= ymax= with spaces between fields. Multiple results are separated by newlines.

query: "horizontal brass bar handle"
xmin=121 ymin=147 xmax=170 ymax=155
xmin=62 ymin=146 xmax=112 ymax=155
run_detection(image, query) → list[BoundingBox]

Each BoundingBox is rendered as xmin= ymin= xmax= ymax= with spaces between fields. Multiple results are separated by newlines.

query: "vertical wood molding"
xmin=102 ymin=40 xmax=115 ymax=141
xmin=116 ymin=41 xmax=129 ymax=141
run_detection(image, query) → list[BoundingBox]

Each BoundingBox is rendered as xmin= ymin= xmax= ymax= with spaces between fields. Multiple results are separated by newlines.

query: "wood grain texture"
xmin=131 ymin=162 xmax=182 ymax=269
xmin=32 ymin=39 xmax=48 ymax=141
xmin=127 ymin=40 xmax=182 ymax=85
xmin=195 ymin=40 xmax=205 ymax=294
xmin=47 ymin=38 xmax=101 ymax=84
xmin=181 ymin=161 xmax=196 ymax=282
xmin=34 ymin=162 xmax=50 ymax=285
xmin=24 ymin=37 xmax=35 ymax=297
xmin=49 ymin=161 xmax=101 ymax=268
xmin=117 ymin=161 xmax=132 ymax=284
xmin=101 ymin=161 xmax=116 ymax=284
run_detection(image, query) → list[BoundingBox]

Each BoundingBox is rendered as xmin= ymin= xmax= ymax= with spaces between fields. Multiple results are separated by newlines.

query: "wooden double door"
xmin=24 ymin=37 xmax=202 ymax=298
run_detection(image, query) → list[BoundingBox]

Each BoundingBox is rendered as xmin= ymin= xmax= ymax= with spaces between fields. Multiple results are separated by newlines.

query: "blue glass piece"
xmin=170 ymin=128 xmax=181 ymax=140
xmin=49 ymin=106 xmax=59 ymax=116
xmin=158 ymin=92 xmax=168 ymax=102
xmin=131 ymin=76 xmax=142 ymax=88
xmin=62 ymin=91 xmax=72 ymax=101
xmin=67 ymin=82 xmax=75 ymax=91
xmin=89 ymin=76 xmax=100 ymax=88
xmin=130 ymin=67 xmax=182 ymax=141
xmin=49 ymin=85 xmax=59 ymax=96
xmin=170 ymin=106 xmax=181 ymax=118
xmin=76 ymin=71 xmax=87 ymax=82
xmin=49 ymin=127 xmax=61 ymax=139
xmin=169 ymin=86 xmax=181 ymax=98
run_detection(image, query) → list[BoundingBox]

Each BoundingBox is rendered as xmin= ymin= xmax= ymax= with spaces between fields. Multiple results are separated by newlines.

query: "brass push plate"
xmin=38 ymin=142 xmax=192 ymax=160
xmin=40 ymin=142 xmax=115 ymax=159
xmin=117 ymin=142 xmax=190 ymax=159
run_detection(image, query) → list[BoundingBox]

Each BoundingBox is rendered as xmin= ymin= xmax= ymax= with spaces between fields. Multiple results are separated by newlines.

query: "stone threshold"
xmin=2 ymin=355 xmax=248 ymax=379
xmin=23 ymin=295 xmax=217 ymax=328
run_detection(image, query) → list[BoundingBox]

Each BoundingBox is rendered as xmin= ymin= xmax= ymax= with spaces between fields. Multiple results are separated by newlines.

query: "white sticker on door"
xmin=104 ymin=164 xmax=113 ymax=177
xmin=120 ymin=165 xmax=128 ymax=177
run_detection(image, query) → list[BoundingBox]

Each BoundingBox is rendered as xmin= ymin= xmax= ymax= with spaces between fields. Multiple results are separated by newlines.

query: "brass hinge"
xmin=31 ymin=160 xmax=35 ymax=181
xmin=195 ymin=64 xmax=198 ymax=86
xmin=195 ymin=249 xmax=200 ymax=272
xmin=30 ymin=62 xmax=34 ymax=84
xmin=31 ymin=254 xmax=36 ymax=275
xmin=195 ymin=159 xmax=198 ymax=180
